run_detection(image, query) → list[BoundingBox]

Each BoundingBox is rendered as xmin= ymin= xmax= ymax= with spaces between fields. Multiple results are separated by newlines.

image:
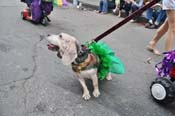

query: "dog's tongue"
xmin=47 ymin=44 xmax=62 ymax=58
xmin=47 ymin=44 xmax=54 ymax=50
xmin=47 ymin=44 xmax=57 ymax=51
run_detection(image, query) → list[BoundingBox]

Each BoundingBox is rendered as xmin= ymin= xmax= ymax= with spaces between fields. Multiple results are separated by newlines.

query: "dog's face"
xmin=46 ymin=33 xmax=78 ymax=65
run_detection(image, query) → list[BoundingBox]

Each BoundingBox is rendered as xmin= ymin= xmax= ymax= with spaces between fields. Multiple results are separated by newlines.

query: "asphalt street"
xmin=0 ymin=0 xmax=175 ymax=116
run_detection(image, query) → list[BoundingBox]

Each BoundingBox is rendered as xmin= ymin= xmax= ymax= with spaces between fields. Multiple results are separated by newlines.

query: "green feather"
xmin=86 ymin=41 xmax=125 ymax=80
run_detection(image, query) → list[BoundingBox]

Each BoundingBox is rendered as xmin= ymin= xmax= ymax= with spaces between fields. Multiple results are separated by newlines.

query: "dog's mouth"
xmin=47 ymin=43 xmax=62 ymax=58
xmin=47 ymin=43 xmax=59 ymax=51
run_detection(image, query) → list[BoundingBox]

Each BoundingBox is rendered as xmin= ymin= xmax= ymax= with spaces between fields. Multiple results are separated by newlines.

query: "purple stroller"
xmin=150 ymin=50 xmax=175 ymax=104
xmin=21 ymin=0 xmax=53 ymax=25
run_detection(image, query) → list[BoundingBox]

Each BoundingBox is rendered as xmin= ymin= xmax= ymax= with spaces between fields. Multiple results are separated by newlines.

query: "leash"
xmin=93 ymin=0 xmax=160 ymax=42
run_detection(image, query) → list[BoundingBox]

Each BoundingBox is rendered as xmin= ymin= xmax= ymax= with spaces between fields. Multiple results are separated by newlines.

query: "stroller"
xmin=21 ymin=0 xmax=53 ymax=25
xmin=150 ymin=50 xmax=175 ymax=104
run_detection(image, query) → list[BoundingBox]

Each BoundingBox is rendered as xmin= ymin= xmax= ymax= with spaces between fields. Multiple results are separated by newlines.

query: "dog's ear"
xmin=60 ymin=33 xmax=78 ymax=65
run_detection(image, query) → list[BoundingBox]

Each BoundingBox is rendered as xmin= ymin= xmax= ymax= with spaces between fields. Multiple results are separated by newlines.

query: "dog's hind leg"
xmin=92 ymin=74 xmax=100 ymax=98
xmin=78 ymin=78 xmax=91 ymax=100
xmin=106 ymin=73 xmax=112 ymax=80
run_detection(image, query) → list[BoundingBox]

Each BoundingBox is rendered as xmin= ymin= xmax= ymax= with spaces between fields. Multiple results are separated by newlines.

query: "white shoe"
xmin=112 ymin=9 xmax=116 ymax=13
xmin=77 ymin=2 xmax=82 ymax=9
xmin=130 ymin=19 xmax=135 ymax=23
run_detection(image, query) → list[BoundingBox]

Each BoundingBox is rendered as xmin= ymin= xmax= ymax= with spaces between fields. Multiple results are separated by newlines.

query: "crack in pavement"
xmin=0 ymin=38 xmax=44 ymax=87
xmin=22 ymin=37 xmax=45 ymax=115
xmin=0 ymin=37 xmax=44 ymax=115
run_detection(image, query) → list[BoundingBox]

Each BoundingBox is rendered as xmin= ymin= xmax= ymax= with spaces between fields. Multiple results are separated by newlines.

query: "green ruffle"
xmin=86 ymin=41 xmax=125 ymax=80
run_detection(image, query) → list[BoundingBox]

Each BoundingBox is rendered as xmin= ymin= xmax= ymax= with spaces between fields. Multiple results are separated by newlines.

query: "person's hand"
xmin=145 ymin=1 xmax=150 ymax=5
xmin=151 ymin=3 xmax=162 ymax=9
xmin=155 ymin=3 xmax=162 ymax=7
xmin=129 ymin=0 xmax=136 ymax=4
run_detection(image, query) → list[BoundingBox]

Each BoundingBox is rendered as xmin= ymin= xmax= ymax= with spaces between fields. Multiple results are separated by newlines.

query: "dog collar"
xmin=74 ymin=43 xmax=90 ymax=64
xmin=71 ymin=53 xmax=99 ymax=73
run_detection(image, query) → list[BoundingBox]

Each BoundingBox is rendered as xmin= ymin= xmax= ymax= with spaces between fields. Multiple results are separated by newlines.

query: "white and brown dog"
xmin=46 ymin=33 xmax=112 ymax=100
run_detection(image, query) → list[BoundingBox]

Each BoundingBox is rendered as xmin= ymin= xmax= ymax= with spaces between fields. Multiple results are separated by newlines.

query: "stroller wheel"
xmin=41 ymin=17 xmax=48 ymax=26
xmin=150 ymin=77 xmax=175 ymax=104
xmin=21 ymin=11 xmax=25 ymax=20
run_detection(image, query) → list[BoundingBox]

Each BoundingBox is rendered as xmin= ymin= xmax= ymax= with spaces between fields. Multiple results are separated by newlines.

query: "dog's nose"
xmin=47 ymin=34 xmax=50 ymax=36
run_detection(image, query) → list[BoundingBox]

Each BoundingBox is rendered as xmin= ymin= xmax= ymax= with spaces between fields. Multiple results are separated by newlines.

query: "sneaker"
xmin=95 ymin=10 xmax=101 ymax=13
xmin=41 ymin=17 xmax=48 ymax=26
xmin=112 ymin=9 xmax=116 ymax=13
xmin=130 ymin=19 xmax=135 ymax=23
xmin=145 ymin=23 xmax=152 ymax=28
xmin=100 ymin=12 xmax=107 ymax=15
xmin=147 ymin=24 xmax=159 ymax=29
xmin=77 ymin=2 xmax=82 ymax=9
xmin=113 ymin=8 xmax=120 ymax=16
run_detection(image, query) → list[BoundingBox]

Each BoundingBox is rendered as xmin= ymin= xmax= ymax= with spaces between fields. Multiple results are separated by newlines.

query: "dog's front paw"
xmin=82 ymin=92 xmax=91 ymax=100
xmin=93 ymin=89 xmax=100 ymax=98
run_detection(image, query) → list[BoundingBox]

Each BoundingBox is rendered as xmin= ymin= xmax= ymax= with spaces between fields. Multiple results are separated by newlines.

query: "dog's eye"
xmin=59 ymin=34 xmax=63 ymax=40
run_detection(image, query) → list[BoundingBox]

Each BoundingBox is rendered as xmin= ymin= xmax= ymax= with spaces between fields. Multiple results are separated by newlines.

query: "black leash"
xmin=93 ymin=0 xmax=160 ymax=42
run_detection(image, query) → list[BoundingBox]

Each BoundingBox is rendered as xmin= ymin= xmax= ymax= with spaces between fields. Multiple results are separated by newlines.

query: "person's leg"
xmin=146 ymin=8 xmax=153 ymax=21
xmin=124 ymin=2 xmax=131 ymax=16
xmin=108 ymin=0 xmax=115 ymax=9
xmin=102 ymin=0 xmax=108 ymax=13
xmin=98 ymin=0 xmax=103 ymax=13
xmin=155 ymin=10 xmax=166 ymax=24
xmin=131 ymin=4 xmax=138 ymax=13
xmin=147 ymin=19 xmax=169 ymax=55
xmin=119 ymin=0 xmax=125 ymax=11
xmin=145 ymin=8 xmax=154 ymax=27
xmin=73 ymin=0 xmax=78 ymax=5
xmin=165 ymin=10 xmax=175 ymax=51
xmin=147 ymin=10 xmax=162 ymax=29
xmin=131 ymin=4 xmax=139 ymax=20
xmin=161 ymin=10 xmax=167 ymax=22
xmin=152 ymin=10 xmax=158 ymax=22
xmin=118 ymin=0 xmax=125 ymax=16
xmin=26 ymin=0 xmax=33 ymax=7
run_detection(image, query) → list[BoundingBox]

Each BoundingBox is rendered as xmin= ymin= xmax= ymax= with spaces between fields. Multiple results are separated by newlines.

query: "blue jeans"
xmin=131 ymin=4 xmax=140 ymax=19
xmin=73 ymin=0 xmax=79 ymax=6
xmin=131 ymin=4 xmax=139 ymax=13
xmin=146 ymin=8 xmax=166 ymax=23
xmin=123 ymin=2 xmax=132 ymax=16
xmin=98 ymin=0 xmax=108 ymax=13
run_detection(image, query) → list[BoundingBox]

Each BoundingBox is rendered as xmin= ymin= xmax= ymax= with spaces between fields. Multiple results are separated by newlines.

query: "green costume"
xmin=86 ymin=41 xmax=125 ymax=80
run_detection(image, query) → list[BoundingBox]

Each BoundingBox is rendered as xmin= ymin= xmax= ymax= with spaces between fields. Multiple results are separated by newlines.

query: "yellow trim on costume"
xmin=57 ymin=0 xmax=62 ymax=6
